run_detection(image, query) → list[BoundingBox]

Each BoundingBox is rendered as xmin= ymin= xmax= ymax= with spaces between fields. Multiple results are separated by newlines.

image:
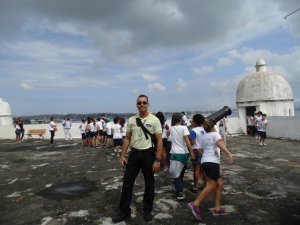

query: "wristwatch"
xmin=155 ymin=158 xmax=162 ymax=163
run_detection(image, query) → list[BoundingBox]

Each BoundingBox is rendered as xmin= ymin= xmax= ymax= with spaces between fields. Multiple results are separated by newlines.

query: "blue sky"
xmin=0 ymin=0 xmax=299 ymax=116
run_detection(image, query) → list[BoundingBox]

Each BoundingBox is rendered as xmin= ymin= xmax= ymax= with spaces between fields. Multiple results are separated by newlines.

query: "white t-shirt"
xmin=190 ymin=126 xmax=205 ymax=149
xmin=112 ymin=123 xmax=123 ymax=139
xmin=254 ymin=115 xmax=262 ymax=126
xmin=49 ymin=121 xmax=56 ymax=131
xmin=257 ymin=119 xmax=268 ymax=132
xmin=121 ymin=123 xmax=127 ymax=137
xmin=200 ymin=132 xmax=222 ymax=164
xmin=170 ymin=125 xmax=190 ymax=154
xmin=96 ymin=121 xmax=103 ymax=131
xmin=182 ymin=115 xmax=188 ymax=125
xmin=89 ymin=122 xmax=96 ymax=132
xmin=63 ymin=120 xmax=72 ymax=129
xmin=162 ymin=122 xmax=169 ymax=139
xmin=79 ymin=122 xmax=86 ymax=134
xmin=106 ymin=122 xmax=113 ymax=135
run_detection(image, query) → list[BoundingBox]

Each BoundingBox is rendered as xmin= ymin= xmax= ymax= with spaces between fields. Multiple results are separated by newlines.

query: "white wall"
xmin=0 ymin=123 xmax=82 ymax=140
xmin=1 ymin=116 xmax=300 ymax=140
xmin=266 ymin=116 xmax=300 ymax=140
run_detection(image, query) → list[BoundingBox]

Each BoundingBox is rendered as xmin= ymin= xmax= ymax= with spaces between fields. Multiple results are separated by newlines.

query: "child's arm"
xmin=184 ymin=135 xmax=195 ymax=160
xmin=216 ymin=140 xmax=233 ymax=164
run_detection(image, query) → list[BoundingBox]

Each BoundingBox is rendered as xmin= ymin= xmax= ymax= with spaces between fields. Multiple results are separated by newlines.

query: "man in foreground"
xmin=113 ymin=94 xmax=163 ymax=222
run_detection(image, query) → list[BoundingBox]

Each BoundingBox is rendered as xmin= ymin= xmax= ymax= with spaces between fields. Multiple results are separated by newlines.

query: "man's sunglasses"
xmin=137 ymin=101 xmax=148 ymax=105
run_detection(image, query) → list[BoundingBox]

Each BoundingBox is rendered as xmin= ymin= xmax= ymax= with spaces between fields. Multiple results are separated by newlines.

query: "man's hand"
xmin=120 ymin=155 xmax=128 ymax=167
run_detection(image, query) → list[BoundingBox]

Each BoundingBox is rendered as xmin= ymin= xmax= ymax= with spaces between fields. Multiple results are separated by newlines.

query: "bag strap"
xmin=136 ymin=118 xmax=155 ymax=147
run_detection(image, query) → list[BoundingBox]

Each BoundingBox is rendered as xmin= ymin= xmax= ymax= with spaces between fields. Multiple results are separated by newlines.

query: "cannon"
xmin=207 ymin=106 xmax=232 ymax=124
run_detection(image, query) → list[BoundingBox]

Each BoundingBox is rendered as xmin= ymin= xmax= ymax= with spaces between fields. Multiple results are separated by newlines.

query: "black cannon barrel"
xmin=207 ymin=106 xmax=232 ymax=124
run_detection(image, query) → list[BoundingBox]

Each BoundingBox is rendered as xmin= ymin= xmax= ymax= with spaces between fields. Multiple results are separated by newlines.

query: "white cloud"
xmin=228 ymin=49 xmax=241 ymax=59
xmin=20 ymin=82 xmax=32 ymax=90
xmin=148 ymin=82 xmax=166 ymax=93
xmin=176 ymin=79 xmax=187 ymax=93
xmin=217 ymin=57 xmax=235 ymax=67
xmin=192 ymin=66 xmax=214 ymax=75
xmin=142 ymin=74 xmax=159 ymax=82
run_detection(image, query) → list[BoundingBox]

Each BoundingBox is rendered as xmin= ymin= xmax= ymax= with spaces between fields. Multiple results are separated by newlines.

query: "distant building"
xmin=0 ymin=98 xmax=13 ymax=126
xmin=236 ymin=59 xmax=294 ymax=117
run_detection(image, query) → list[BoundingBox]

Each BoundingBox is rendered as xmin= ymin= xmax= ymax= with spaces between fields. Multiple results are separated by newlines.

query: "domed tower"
xmin=0 ymin=98 xmax=13 ymax=126
xmin=236 ymin=59 xmax=294 ymax=118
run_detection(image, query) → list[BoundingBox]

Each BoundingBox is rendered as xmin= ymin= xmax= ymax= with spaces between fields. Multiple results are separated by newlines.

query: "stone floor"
xmin=0 ymin=135 xmax=299 ymax=225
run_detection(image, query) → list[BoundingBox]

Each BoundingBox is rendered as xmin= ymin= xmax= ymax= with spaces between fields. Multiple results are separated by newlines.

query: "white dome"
xmin=236 ymin=67 xmax=293 ymax=103
xmin=0 ymin=98 xmax=13 ymax=126
xmin=0 ymin=98 xmax=12 ymax=116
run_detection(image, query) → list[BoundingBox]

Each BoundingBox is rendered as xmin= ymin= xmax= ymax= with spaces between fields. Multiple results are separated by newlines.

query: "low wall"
xmin=0 ymin=123 xmax=82 ymax=140
xmin=266 ymin=116 xmax=300 ymax=140
xmin=1 ymin=116 xmax=299 ymax=140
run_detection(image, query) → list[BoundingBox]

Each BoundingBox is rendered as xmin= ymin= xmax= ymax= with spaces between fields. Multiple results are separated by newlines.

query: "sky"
xmin=0 ymin=0 xmax=300 ymax=116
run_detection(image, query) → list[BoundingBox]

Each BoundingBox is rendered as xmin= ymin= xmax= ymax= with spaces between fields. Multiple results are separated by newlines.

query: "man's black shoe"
xmin=143 ymin=211 xmax=153 ymax=221
xmin=112 ymin=211 xmax=130 ymax=223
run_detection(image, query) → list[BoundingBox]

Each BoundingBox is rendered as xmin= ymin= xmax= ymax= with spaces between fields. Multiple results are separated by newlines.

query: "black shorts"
xmin=81 ymin=133 xmax=86 ymax=139
xmin=201 ymin=162 xmax=220 ymax=181
xmin=91 ymin=132 xmax=96 ymax=138
xmin=86 ymin=131 xmax=91 ymax=138
xmin=259 ymin=131 xmax=267 ymax=138
xmin=99 ymin=130 xmax=104 ymax=136
xmin=113 ymin=138 xmax=123 ymax=147
xmin=107 ymin=134 xmax=113 ymax=139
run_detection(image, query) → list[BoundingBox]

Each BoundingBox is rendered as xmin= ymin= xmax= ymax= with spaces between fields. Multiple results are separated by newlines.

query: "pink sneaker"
xmin=212 ymin=207 xmax=226 ymax=216
xmin=187 ymin=202 xmax=201 ymax=221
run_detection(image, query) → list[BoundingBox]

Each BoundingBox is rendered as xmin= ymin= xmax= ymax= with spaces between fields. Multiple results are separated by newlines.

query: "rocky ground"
xmin=0 ymin=135 xmax=299 ymax=225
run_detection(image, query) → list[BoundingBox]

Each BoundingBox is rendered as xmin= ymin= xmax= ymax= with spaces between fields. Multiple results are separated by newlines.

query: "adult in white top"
xmin=49 ymin=117 xmax=57 ymax=144
xmin=188 ymin=119 xmax=233 ymax=221
xmin=62 ymin=116 xmax=72 ymax=141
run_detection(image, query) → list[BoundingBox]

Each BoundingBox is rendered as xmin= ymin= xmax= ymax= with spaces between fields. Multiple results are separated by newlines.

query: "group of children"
xmin=78 ymin=115 xmax=127 ymax=153
xmin=155 ymin=111 xmax=233 ymax=221
xmin=247 ymin=111 xmax=269 ymax=145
